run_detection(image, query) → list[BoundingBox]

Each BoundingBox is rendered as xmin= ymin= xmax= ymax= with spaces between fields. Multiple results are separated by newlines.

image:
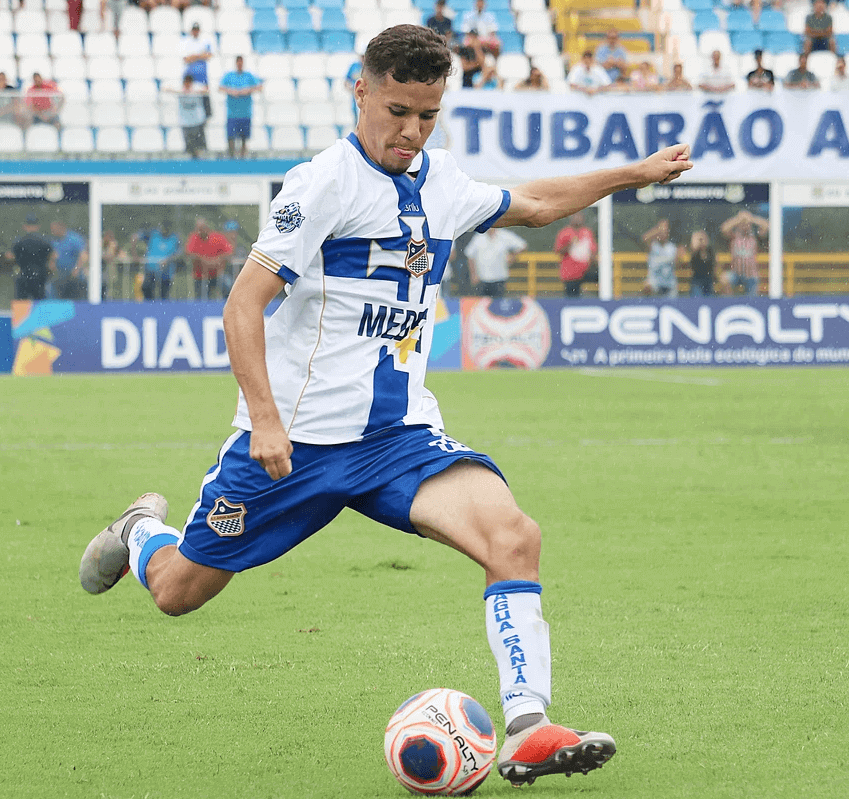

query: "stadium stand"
xmin=0 ymin=0 xmax=841 ymax=158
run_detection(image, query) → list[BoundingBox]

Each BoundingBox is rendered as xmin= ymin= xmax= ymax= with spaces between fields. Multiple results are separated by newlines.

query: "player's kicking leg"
xmin=410 ymin=461 xmax=616 ymax=787
xmin=79 ymin=492 xmax=168 ymax=594
xmin=80 ymin=492 xmax=233 ymax=615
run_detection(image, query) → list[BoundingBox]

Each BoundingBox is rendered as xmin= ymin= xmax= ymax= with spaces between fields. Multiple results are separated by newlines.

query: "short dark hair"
xmin=363 ymin=25 xmax=452 ymax=85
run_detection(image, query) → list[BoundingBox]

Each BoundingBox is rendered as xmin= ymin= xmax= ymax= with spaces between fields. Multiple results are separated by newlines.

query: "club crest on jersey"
xmin=273 ymin=202 xmax=304 ymax=234
xmin=405 ymin=238 xmax=430 ymax=277
xmin=206 ymin=497 xmax=247 ymax=538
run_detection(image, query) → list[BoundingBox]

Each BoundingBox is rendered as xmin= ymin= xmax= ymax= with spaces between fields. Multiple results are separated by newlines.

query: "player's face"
xmin=355 ymin=73 xmax=444 ymax=175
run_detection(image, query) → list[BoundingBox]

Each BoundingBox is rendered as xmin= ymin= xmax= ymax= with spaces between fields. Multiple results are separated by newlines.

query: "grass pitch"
xmin=1 ymin=367 xmax=848 ymax=799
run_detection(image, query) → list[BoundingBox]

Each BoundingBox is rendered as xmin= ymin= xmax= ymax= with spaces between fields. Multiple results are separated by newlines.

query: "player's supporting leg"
xmin=80 ymin=493 xmax=233 ymax=616
xmin=410 ymin=462 xmax=616 ymax=786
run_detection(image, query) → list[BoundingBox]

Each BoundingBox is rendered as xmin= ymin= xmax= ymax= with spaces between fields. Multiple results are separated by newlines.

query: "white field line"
xmin=577 ymin=368 xmax=724 ymax=386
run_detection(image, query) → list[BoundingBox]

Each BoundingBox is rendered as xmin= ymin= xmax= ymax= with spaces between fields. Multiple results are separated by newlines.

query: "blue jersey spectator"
xmin=220 ymin=56 xmax=264 ymax=158
xmin=141 ymin=222 xmax=181 ymax=301
xmin=49 ymin=220 xmax=87 ymax=299
xmin=595 ymin=28 xmax=629 ymax=83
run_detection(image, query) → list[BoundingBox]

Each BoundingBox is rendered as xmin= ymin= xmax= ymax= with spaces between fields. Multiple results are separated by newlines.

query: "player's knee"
xmin=150 ymin=583 xmax=207 ymax=617
xmin=488 ymin=509 xmax=541 ymax=572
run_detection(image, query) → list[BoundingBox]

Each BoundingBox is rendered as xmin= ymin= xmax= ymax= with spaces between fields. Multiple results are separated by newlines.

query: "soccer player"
xmin=80 ymin=25 xmax=692 ymax=788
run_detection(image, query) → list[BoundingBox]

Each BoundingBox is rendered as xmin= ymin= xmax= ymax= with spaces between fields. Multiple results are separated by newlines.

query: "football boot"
xmin=79 ymin=493 xmax=168 ymax=594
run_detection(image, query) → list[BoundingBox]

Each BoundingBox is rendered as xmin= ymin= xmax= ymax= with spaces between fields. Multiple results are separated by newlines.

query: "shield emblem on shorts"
xmin=207 ymin=497 xmax=247 ymax=537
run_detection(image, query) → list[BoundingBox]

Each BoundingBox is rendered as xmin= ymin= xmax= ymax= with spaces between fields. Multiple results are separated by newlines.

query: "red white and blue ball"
xmin=385 ymin=688 xmax=497 ymax=795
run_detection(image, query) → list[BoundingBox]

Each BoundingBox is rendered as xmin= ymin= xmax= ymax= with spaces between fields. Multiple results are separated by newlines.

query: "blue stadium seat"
xmin=730 ymin=29 xmax=764 ymax=53
xmin=287 ymin=30 xmax=320 ymax=51
xmin=682 ymin=0 xmax=714 ymax=12
xmin=252 ymin=30 xmax=285 ymax=52
xmin=314 ymin=0 xmax=344 ymax=7
xmin=321 ymin=30 xmax=355 ymax=51
xmin=493 ymin=9 xmax=516 ymax=33
xmin=499 ymin=30 xmax=524 ymax=53
xmin=319 ymin=8 xmax=348 ymax=31
xmin=252 ymin=9 xmax=280 ymax=32
xmin=247 ymin=0 xmax=276 ymax=9
xmin=286 ymin=9 xmax=314 ymax=31
xmin=763 ymin=30 xmax=799 ymax=53
xmin=281 ymin=0 xmax=311 ymax=8
xmin=692 ymin=10 xmax=721 ymax=35
xmin=486 ymin=0 xmax=512 ymax=9
xmin=837 ymin=33 xmax=849 ymax=54
xmin=726 ymin=8 xmax=755 ymax=32
xmin=756 ymin=8 xmax=788 ymax=33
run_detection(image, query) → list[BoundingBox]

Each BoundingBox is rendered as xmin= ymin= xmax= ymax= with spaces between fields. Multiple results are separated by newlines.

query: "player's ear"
xmin=354 ymin=77 xmax=368 ymax=110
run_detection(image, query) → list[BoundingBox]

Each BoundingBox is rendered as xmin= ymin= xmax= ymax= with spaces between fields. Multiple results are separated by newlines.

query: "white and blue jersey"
xmin=236 ymin=132 xmax=510 ymax=444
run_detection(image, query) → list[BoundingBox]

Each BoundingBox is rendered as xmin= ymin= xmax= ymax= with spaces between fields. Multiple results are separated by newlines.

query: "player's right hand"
xmin=249 ymin=423 xmax=293 ymax=481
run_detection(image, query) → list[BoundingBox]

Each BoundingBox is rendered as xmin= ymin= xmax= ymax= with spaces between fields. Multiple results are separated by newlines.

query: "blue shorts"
xmin=227 ymin=118 xmax=251 ymax=140
xmin=178 ymin=425 xmax=504 ymax=572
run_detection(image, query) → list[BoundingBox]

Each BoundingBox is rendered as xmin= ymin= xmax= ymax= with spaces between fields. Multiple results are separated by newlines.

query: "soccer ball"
xmin=384 ymin=688 xmax=497 ymax=795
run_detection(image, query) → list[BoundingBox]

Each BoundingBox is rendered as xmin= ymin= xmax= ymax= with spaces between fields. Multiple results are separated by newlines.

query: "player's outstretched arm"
xmin=223 ymin=258 xmax=293 ymax=480
xmin=495 ymin=143 xmax=693 ymax=229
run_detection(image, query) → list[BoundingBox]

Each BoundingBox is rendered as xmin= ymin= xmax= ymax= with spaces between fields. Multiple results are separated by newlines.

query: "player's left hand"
xmin=637 ymin=143 xmax=693 ymax=187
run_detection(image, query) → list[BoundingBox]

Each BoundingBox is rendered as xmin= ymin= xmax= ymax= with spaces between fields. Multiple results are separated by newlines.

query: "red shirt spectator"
xmin=25 ymin=73 xmax=63 ymax=127
xmin=555 ymin=213 xmax=597 ymax=296
xmin=186 ymin=222 xmax=233 ymax=280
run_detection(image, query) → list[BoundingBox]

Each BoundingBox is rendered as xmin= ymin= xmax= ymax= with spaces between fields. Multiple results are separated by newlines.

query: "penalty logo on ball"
xmin=385 ymin=687 xmax=496 ymax=796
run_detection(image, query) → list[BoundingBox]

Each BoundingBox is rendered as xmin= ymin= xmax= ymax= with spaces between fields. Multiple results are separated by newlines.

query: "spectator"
xmin=831 ymin=55 xmax=849 ymax=90
xmin=460 ymin=0 xmax=501 ymax=57
xmin=49 ymin=220 xmax=88 ymax=300
xmin=181 ymin=22 xmax=214 ymax=118
xmin=101 ymin=230 xmax=127 ymax=300
xmin=567 ymin=50 xmax=611 ymax=95
xmin=630 ymin=60 xmax=659 ymax=92
xmin=595 ymin=28 xmax=629 ymax=83
xmin=784 ymin=53 xmax=820 ymax=89
xmin=12 ymin=214 xmax=53 ymax=301
xmin=803 ymin=0 xmax=837 ymax=56
xmin=720 ymin=210 xmax=768 ymax=296
xmin=25 ymin=73 xmax=64 ymax=129
xmin=746 ymin=49 xmax=775 ymax=91
xmin=554 ymin=212 xmax=596 ymax=298
xmin=698 ymin=50 xmax=736 ymax=94
xmin=100 ymin=0 xmax=126 ymax=40
xmin=686 ymin=231 xmax=716 ymax=297
xmin=344 ymin=54 xmax=363 ymax=122
xmin=176 ymin=75 xmax=208 ymax=158
xmin=67 ymin=0 xmax=82 ymax=30
xmin=464 ymin=228 xmax=527 ymax=298
xmin=222 ymin=219 xmax=248 ymax=297
xmin=140 ymin=220 xmax=181 ymax=301
xmin=458 ymin=31 xmax=486 ymax=88
xmin=0 ymin=72 xmax=26 ymax=128
xmin=186 ymin=217 xmax=232 ymax=300
xmin=426 ymin=0 xmax=454 ymax=46
xmin=474 ymin=55 xmax=503 ymax=90
xmin=642 ymin=219 xmax=681 ymax=298
xmin=514 ymin=64 xmax=550 ymax=91
xmin=220 ymin=56 xmax=264 ymax=159
xmin=664 ymin=62 xmax=692 ymax=91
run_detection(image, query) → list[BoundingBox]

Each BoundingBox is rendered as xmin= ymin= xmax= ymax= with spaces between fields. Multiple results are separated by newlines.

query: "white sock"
xmin=127 ymin=518 xmax=180 ymax=590
xmin=485 ymin=580 xmax=551 ymax=728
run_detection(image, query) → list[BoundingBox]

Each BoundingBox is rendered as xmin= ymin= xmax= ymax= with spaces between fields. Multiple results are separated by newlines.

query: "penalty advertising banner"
xmin=440 ymin=90 xmax=849 ymax=182
xmin=461 ymin=296 xmax=849 ymax=370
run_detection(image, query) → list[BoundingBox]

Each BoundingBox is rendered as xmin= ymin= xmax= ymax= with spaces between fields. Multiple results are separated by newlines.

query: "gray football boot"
xmin=79 ymin=493 xmax=169 ymax=594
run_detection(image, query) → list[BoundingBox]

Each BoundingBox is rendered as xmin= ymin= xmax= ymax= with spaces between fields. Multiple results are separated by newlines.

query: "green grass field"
xmin=2 ymin=368 xmax=848 ymax=799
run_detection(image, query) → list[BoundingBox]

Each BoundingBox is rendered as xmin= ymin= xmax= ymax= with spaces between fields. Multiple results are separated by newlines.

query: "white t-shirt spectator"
xmin=464 ymin=229 xmax=527 ymax=284
xmin=567 ymin=63 xmax=612 ymax=91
